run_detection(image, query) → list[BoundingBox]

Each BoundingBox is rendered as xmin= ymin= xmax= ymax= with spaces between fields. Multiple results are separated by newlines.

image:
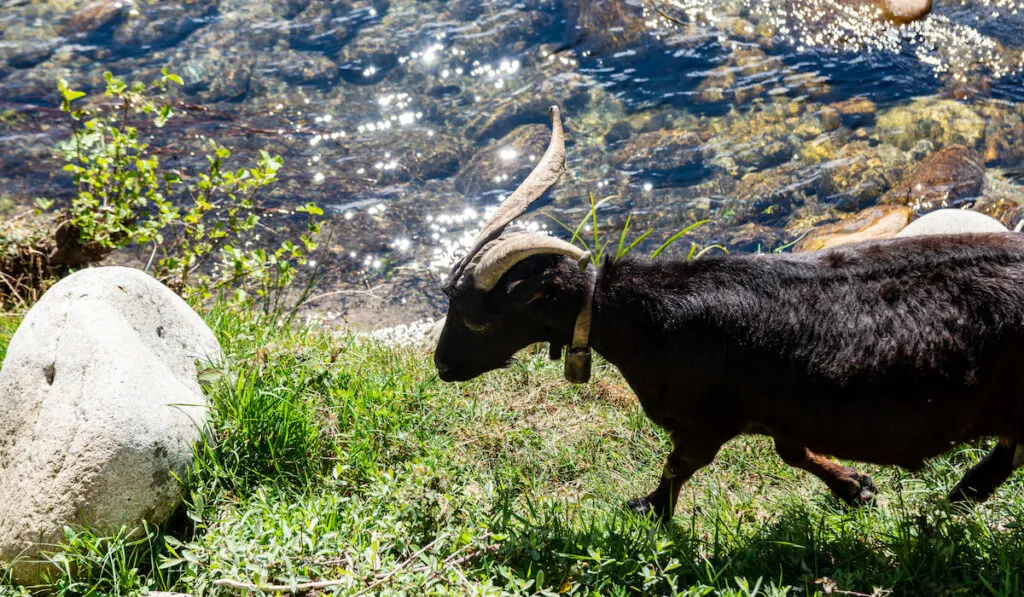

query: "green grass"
xmin=2 ymin=306 xmax=1024 ymax=596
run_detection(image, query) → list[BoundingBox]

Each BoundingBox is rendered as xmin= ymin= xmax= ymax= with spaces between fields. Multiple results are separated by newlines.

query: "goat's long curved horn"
xmin=474 ymin=232 xmax=590 ymax=291
xmin=446 ymin=106 xmax=566 ymax=289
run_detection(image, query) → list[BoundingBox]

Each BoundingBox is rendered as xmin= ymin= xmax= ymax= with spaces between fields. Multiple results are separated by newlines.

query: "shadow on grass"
xmin=486 ymin=494 xmax=1024 ymax=596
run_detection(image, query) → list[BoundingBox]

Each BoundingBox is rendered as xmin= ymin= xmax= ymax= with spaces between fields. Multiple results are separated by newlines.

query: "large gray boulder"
xmin=0 ymin=267 xmax=220 ymax=585
xmin=896 ymin=209 xmax=1009 ymax=237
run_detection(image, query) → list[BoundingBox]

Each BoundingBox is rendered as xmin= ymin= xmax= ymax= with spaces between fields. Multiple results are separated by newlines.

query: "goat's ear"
xmin=504 ymin=273 xmax=555 ymax=307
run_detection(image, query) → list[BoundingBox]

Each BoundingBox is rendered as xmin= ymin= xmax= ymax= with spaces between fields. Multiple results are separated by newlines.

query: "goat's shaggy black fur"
xmin=435 ymin=233 xmax=1024 ymax=520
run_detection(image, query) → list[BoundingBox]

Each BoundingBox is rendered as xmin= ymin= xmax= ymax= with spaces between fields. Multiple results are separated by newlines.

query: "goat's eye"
xmin=465 ymin=321 xmax=490 ymax=332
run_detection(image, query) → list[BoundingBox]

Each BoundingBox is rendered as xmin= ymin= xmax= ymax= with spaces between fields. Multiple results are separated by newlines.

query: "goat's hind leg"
xmin=949 ymin=437 xmax=1022 ymax=503
xmin=774 ymin=439 xmax=876 ymax=505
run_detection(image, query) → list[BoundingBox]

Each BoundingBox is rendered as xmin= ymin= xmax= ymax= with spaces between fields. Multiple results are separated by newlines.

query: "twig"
xmin=213 ymin=577 xmax=353 ymax=593
xmin=349 ymin=534 xmax=447 ymax=597
xmin=653 ymin=4 xmax=688 ymax=27
xmin=446 ymin=543 xmax=500 ymax=567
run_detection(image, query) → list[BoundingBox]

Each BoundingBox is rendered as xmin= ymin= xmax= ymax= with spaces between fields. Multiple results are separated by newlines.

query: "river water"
xmin=1 ymin=0 xmax=1023 ymax=327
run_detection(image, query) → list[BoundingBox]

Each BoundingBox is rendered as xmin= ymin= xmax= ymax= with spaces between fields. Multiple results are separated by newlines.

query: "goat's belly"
xmin=753 ymin=388 xmax=1012 ymax=469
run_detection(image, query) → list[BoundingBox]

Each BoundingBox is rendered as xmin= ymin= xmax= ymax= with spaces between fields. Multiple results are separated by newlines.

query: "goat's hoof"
xmin=855 ymin=473 xmax=876 ymax=504
xmin=843 ymin=473 xmax=876 ymax=506
xmin=626 ymin=496 xmax=671 ymax=522
xmin=627 ymin=496 xmax=653 ymax=515
xmin=948 ymin=483 xmax=988 ymax=504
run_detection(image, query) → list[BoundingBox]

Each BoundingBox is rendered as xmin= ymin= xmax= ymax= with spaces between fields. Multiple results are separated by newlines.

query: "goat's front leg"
xmin=628 ymin=432 xmax=723 ymax=522
xmin=774 ymin=439 xmax=875 ymax=505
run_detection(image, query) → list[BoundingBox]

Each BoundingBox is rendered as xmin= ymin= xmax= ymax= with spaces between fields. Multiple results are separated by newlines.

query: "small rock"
xmin=896 ymin=209 xmax=1008 ymax=237
xmin=177 ymin=26 xmax=255 ymax=101
xmin=461 ymin=68 xmax=591 ymax=144
xmin=818 ymin=107 xmax=842 ymax=132
xmin=732 ymin=135 xmax=794 ymax=171
xmin=881 ymin=145 xmax=985 ymax=212
xmin=878 ymin=0 xmax=932 ymax=24
xmin=61 ymin=0 xmax=125 ymax=36
xmin=829 ymin=96 xmax=877 ymax=127
xmin=727 ymin=222 xmax=784 ymax=253
xmin=604 ymin=121 xmax=634 ymax=145
xmin=800 ymin=136 xmax=839 ymax=165
xmin=0 ymin=267 xmax=220 ymax=585
xmin=273 ymin=48 xmax=339 ymax=86
xmin=795 ymin=205 xmax=914 ymax=252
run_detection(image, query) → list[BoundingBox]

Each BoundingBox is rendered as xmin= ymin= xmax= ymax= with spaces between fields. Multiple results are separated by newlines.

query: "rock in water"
xmin=879 ymin=0 xmax=932 ymax=23
xmin=0 ymin=267 xmax=221 ymax=585
xmin=896 ymin=209 xmax=1009 ymax=237
xmin=795 ymin=206 xmax=914 ymax=252
xmin=881 ymin=145 xmax=985 ymax=212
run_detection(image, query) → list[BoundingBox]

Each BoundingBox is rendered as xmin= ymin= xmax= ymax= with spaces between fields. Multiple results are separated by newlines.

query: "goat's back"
xmin=608 ymin=233 xmax=1024 ymax=391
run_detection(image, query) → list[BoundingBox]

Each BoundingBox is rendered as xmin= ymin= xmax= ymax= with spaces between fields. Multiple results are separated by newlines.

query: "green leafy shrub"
xmin=38 ymin=70 xmax=323 ymax=310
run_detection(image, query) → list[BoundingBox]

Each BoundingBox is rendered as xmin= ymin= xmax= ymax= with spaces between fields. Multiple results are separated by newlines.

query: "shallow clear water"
xmin=1 ymin=0 xmax=1023 ymax=326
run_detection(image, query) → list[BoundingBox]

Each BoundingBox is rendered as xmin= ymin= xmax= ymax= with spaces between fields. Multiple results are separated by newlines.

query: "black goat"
xmin=435 ymin=107 xmax=1024 ymax=520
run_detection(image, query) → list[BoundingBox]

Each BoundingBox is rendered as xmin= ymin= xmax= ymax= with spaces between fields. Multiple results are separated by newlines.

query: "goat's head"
xmin=434 ymin=106 xmax=591 ymax=382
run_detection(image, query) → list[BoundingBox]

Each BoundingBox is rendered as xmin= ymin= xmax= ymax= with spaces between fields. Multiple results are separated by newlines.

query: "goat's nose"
xmin=435 ymin=361 xmax=452 ymax=379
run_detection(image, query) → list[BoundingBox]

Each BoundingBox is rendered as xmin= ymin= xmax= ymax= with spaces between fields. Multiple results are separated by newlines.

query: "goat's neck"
xmin=546 ymin=258 xmax=688 ymax=381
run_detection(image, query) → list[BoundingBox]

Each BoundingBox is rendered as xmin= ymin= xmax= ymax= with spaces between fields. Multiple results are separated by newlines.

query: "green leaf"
xmin=650 ymin=219 xmax=711 ymax=260
xmin=296 ymin=202 xmax=324 ymax=216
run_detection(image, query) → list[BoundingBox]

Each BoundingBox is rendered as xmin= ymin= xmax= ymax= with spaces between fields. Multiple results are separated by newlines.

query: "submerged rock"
xmin=974 ymin=173 xmax=1024 ymax=227
xmin=795 ymin=205 xmax=913 ymax=252
xmin=289 ymin=0 xmax=376 ymax=53
xmin=565 ymin=0 xmax=651 ymax=55
xmin=614 ymin=129 xmax=708 ymax=187
xmin=454 ymin=124 xmax=553 ymax=195
xmin=829 ymin=96 xmax=877 ymax=128
xmin=175 ymin=25 xmax=255 ymax=101
xmin=881 ymin=145 xmax=985 ymax=212
xmin=273 ymin=48 xmax=339 ymax=86
xmin=112 ymin=2 xmax=217 ymax=50
xmin=725 ymin=163 xmax=817 ymax=226
xmin=0 ymin=267 xmax=220 ymax=585
xmin=977 ymin=102 xmax=1024 ymax=167
xmin=61 ymin=0 xmax=126 ymax=36
xmin=819 ymin=141 xmax=908 ymax=211
xmin=876 ymin=98 xmax=986 ymax=151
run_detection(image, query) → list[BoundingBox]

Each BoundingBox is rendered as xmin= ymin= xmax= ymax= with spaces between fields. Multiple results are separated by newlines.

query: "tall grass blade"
xmin=651 ymin=219 xmax=711 ymax=260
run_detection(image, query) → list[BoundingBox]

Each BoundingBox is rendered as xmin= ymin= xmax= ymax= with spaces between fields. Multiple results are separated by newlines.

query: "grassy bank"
xmin=1 ymin=307 xmax=1023 ymax=596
